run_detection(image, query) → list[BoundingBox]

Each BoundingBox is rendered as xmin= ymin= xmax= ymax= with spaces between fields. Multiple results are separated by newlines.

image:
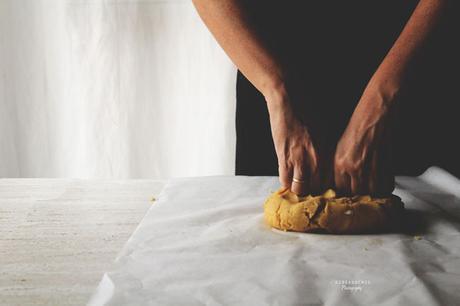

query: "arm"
xmin=368 ymin=0 xmax=448 ymax=98
xmin=334 ymin=0 xmax=448 ymax=195
xmin=192 ymin=0 xmax=284 ymax=99
xmin=192 ymin=0 xmax=323 ymax=195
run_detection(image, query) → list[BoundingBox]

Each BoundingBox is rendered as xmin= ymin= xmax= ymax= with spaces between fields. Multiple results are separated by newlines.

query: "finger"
xmin=350 ymin=171 xmax=364 ymax=195
xmin=278 ymin=160 xmax=293 ymax=189
xmin=335 ymin=169 xmax=351 ymax=196
xmin=291 ymin=161 xmax=310 ymax=196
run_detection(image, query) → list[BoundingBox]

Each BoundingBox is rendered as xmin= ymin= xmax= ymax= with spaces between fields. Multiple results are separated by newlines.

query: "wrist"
xmin=351 ymin=78 xmax=398 ymax=131
xmin=263 ymin=80 xmax=292 ymax=112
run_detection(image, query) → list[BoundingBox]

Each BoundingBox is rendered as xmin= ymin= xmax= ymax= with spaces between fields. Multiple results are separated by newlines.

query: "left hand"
xmin=334 ymin=81 xmax=397 ymax=196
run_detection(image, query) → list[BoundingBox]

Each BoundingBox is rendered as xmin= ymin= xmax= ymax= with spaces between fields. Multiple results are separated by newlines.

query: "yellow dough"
xmin=264 ymin=188 xmax=404 ymax=234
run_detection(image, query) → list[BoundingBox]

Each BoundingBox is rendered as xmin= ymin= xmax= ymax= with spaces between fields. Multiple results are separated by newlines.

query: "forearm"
xmin=370 ymin=0 xmax=448 ymax=99
xmin=192 ymin=0 xmax=287 ymax=103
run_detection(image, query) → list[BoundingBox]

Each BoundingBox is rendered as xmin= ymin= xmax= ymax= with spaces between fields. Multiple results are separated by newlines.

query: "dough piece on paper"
xmin=264 ymin=188 xmax=404 ymax=234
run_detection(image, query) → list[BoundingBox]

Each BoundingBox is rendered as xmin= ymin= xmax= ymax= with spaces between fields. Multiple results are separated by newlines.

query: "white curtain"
xmin=0 ymin=0 xmax=237 ymax=179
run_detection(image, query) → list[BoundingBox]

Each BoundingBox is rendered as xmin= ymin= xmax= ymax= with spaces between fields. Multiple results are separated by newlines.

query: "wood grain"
xmin=0 ymin=179 xmax=165 ymax=306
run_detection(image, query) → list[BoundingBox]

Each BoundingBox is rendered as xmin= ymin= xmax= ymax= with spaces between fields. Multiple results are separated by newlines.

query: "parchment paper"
xmin=89 ymin=167 xmax=460 ymax=306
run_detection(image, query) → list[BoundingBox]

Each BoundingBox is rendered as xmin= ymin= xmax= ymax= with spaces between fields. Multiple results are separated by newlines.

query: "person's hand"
xmin=334 ymin=81 xmax=397 ymax=196
xmin=265 ymin=87 xmax=325 ymax=196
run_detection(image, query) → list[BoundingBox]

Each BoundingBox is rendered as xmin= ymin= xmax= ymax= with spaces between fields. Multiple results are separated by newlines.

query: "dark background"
xmin=235 ymin=1 xmax=460 ymax=178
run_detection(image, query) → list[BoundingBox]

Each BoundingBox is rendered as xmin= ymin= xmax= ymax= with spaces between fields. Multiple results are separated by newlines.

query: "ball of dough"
xmin=264 ymin=188 xmax=404 ymax=234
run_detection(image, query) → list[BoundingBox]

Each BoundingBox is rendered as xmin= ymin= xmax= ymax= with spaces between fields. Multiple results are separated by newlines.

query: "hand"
xmin=265 ymin=87 xmax=324 ymax=196
xmin=334 ymin=82 xmax=397 ymax=196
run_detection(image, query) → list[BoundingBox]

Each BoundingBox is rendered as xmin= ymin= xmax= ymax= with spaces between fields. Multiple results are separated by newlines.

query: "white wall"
xmin=0 ymin=0 xmax=237 ymax=178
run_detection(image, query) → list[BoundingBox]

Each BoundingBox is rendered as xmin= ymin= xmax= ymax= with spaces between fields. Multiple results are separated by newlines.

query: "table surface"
xmin=0 ymin=178 xmax=166 ymax=306
xmin=90 ymin=170 xmax=460 ymax=306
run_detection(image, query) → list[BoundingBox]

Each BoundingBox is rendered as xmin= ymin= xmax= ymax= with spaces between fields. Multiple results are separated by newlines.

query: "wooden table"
xmin=0 ymin=179 xmax=166 ymax=306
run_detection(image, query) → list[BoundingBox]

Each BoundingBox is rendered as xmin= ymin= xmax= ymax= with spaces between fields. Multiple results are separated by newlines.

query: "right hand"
xmin=265 ymin=88 xmax=322 ymax=196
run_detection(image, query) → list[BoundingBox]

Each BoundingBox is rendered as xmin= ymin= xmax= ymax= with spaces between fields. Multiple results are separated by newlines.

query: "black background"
xmin=235 ymin=1 xmax=460 ymax=178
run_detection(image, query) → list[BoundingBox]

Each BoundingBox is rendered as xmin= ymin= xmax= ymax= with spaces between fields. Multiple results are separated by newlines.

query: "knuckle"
xmin=349 ymin=167 xmax=361 ymax=176
xmin=334 ymin=155 xmax=347 ymax=168
xmin=340 ymin=161 xmax=360 ymax=174
xmin=279 ymin=176 xmax=290 ymax=187
xmin=293 ymin=161 xmax=307 ymax=172
xmin=278 ymin=162 xmax=287 ymax=172
xmin=290 ymin=148 xmax=304 ymax=162
xmin=278 ymin=158 xmax=291 ymax=170
xmin=277 ymin=153 xmax=287 ymax=164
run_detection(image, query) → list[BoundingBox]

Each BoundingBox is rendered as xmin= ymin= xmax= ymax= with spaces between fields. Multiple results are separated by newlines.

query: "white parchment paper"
xmin=89 ymin=167 xmax=460 ymax=306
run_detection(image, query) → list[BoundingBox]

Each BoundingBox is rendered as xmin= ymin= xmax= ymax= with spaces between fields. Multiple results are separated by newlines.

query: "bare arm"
xmin=370 ymin=0 xmax=448 ymax=97
xmin=335 ymin=0 xmax=448 ymax=195
xmin=192 ymin=0 xmax=324 ymax=195
xmin=191 ymin=0 xmax=284 ymax=99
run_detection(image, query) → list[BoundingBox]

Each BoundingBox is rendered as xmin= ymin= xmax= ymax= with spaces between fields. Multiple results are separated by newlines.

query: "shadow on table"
xmin=399 ymin=192 xmax=460 ymax=236
xmin=400 ymin=208 xmax=432 ymax=236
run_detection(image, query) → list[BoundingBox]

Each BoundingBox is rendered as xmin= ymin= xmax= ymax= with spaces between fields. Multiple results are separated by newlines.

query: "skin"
xmin=192 ymin=0 xmax=448 ymax=196
xmin=335 ymin=0 xmax=448 ymax=196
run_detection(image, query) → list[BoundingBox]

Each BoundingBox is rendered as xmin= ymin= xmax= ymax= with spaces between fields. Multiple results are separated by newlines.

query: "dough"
xmin=264 ymin=188 xmax=404 ymax=234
